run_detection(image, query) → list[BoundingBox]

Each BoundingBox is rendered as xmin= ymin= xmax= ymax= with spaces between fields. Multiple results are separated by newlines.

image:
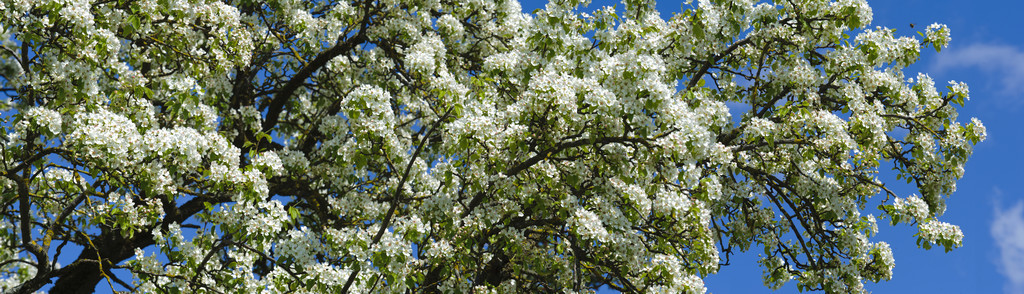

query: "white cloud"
xmin=932 ymin=44 xmax=1024 ymax=96
xmin=991 ymin=199 xmax=1024 ymax=294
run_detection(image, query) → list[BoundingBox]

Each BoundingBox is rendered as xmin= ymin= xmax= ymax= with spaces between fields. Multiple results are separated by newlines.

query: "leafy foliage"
xmin=0 ymin=0 xmax=983 ymax=293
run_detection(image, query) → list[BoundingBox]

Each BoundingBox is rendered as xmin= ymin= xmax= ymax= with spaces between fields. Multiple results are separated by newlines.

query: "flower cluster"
xmin=924 ymin=23 xmax=951 ymax=50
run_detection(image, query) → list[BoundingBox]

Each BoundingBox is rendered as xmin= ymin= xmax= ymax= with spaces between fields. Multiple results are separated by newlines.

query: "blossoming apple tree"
xmin=0 ymin=0 xmax=985 ymax=292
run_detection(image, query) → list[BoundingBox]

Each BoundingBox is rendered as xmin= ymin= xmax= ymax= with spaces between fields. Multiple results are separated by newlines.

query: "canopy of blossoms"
xmin=0 ymin=0 xmax=984 ymax=293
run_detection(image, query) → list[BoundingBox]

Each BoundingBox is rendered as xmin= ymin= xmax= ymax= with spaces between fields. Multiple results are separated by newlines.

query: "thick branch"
xmin=261 ymin=33 xmax=367 ymax=132
xmin=686 ymin=37 xmax=752 ymax=89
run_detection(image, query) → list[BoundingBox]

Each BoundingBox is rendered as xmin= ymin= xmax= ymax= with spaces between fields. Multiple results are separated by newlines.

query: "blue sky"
xmin=516 ymin=0 xmax=1024 ymax=293
xmin=705 ymin=0 xmax=1024 ymax=293
xmin=860 ymin=1 xmax=1024 ymax=293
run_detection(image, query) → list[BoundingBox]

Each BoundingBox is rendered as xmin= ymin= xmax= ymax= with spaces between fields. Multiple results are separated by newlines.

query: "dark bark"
xmin=49 ymin=261 xmax=103 ymax=294
xmin=48 ymin=230 xmax=155 ymax=294
xmin=260 ymin=33 xmax=368 ymax=133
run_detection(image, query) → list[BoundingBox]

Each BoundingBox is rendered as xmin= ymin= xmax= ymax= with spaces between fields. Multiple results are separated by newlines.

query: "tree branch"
xmin=687 ymin=37 xmax=752 ymax=89
xmin=261 ymin=33 xmax=367 ymax=132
